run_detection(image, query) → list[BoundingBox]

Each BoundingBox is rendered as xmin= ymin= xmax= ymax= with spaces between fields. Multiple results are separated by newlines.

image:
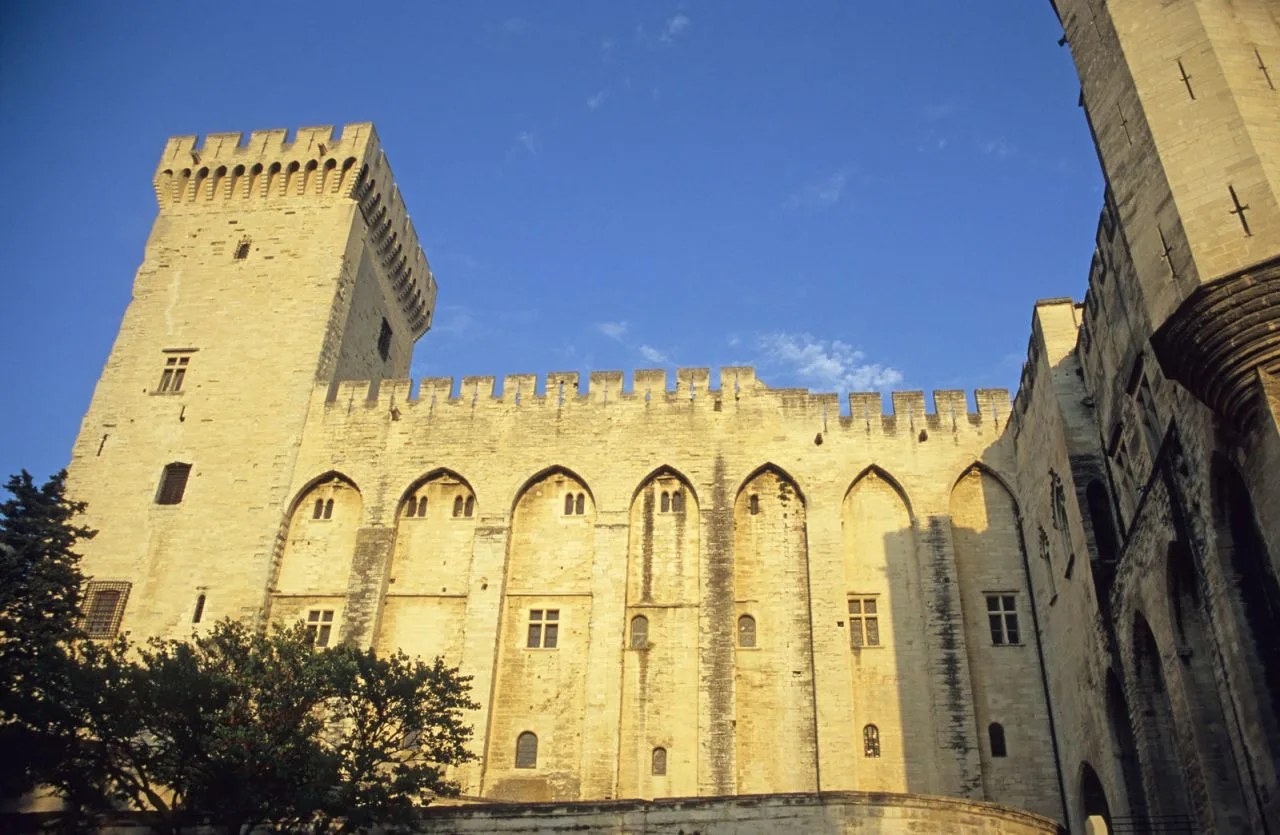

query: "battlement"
xmin=153 ymin=122 xmax=435 ymax=338
xmin=321 ymin=367 xmax=1012 ymax=436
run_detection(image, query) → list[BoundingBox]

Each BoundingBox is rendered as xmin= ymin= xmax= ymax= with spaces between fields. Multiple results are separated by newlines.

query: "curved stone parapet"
xmin=1151 ymin=256 xmax=1280 ymax=429
xmin=418 ymin=791 xmax=1063 ymax=833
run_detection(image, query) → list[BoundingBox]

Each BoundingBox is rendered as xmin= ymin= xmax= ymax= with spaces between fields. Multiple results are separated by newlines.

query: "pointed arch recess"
xmin=845 ymin=465 xmax=915 ymax=522
xmin=285 ymin=470 xmax=360 ymax=520
xmin=398 ymin=467 xmax=477 ymax=507
xmin=735 ymin=462 xmax=806 ymax=504
xmin=631 ymin=465 xmax=699 ymax=507
xmin=952 ymin=462 xmax=1020 ymax=512
xmin=511 ymin=465 xmax=597 ymax=516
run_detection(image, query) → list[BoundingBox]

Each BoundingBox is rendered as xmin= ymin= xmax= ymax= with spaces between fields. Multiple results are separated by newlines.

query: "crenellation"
xmin=634 ymin=368 xmax=667 ymax=398
xmin=891 ymin=391 xmax=927 ymax=426
xmin=588 ymin=370 xmax=624 ymax=402
xmin=502 ymin=374 xmax=538 ymax=404
xmin=676 ymin=367 xmax=711 ymax=398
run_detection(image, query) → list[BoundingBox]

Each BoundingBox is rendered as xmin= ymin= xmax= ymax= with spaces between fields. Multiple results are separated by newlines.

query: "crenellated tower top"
xmin=152 ymin=122 xmax=435 ymax=338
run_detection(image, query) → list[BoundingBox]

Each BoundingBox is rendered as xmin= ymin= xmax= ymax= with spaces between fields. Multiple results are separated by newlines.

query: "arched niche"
xmin=732 ymin=464 xmax=816 ymax=795
xmin=507 ymin=466 xmax=595 ymax=593
xmin=276 ymin=472 xmax=361 ymax=596
xmin=840 ymin=465 xmax=921 ymax=792
xmin=618 ymin=466 xmax=700 ymax=798
xmin=1079 ymin=761 xmax=1112 ymax=834
xmin=1129 ymin=611 xmax=1191 ymax=822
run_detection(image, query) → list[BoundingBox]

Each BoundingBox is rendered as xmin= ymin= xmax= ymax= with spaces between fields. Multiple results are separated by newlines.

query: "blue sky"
xmin=0 ymin=2 xmax=1096 ymax=484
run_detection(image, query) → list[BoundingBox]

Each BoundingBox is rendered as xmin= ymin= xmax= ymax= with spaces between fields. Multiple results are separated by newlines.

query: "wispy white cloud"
xmin=784 ymin=169 xmax=851 ymax=210
xmin=660 ymin=13 xmax=690 ymax=43
xmin=586 ymin=90 xmax=610 ymax=110
xmin=755 ymin=332 xmax=903 ymax=391
xmin=594 ymin=321 xmax=629 ymax=340
xmin=639 ymin=344 xmax=668 ymax=364
xmin=518 ymin=130 xmax=539 ymax=155
xmin=981 ymin=136 xmax=1016 ymax=158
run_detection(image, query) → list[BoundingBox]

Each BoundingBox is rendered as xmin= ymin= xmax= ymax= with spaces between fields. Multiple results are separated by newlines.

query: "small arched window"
xmin=515 ymin=731 xmax=538 ymax=769
xmin=661 ymin=491 xmax=670 ymax=513
xmin=575 ymin=493 xmax=585 ymax=515
xmin=651 ymin=747 xmax=667 ymax=776
xmin=313 ymin=498 xmax=325 ymax=519
xmin=192 ymin=593 xmax=206 ymax=624
xmin=323 ymin=499 xmax=334 ymax=520
xmin=737 ymin=614 xmax=756 ymax=648
xmin=404 ymin=496 xmax=417 ymax=518
xmin=464 ymin=495 xmax=475 ymax=517
xmin=671 ymin=490 xmax=684 ymax=512
xmin=417 ymin=496 xmax=428 ymax=517
xmin=453 ymin=495 xmax=464 ymax=518
xmin=630 ymin=615 xmax=650 ymax=649
xmin=564 ymin=493 xmax=575 ymax=515
xmin=749 ymin=494 xmax=760 ymax=515
xmin=863 ymin=724 xmax=881 ymax=758
xmin=988 ymin=722 xmax=1007 ymax=758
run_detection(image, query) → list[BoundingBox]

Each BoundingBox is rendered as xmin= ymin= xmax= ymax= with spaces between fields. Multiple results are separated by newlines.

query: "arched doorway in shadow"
xmin=1079 ymin=761 xmax=1112 ymax=833
xmin=1105 ymin=668 xmax=1146 ymax=822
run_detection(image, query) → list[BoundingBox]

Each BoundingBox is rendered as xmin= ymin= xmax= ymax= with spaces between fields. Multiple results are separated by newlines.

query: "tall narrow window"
xmin=527 ymin=609 xmax=560 ymax=649
xmin=737 ymin=614 xmax=756 ymax=648
xmin=192 ymin=593 xmax=206 ymax=624
xmin=671 ymin=490 xmax=684 ymax=512
xmin=575 ymin=493 xmax=585 ymax=515
xmin=1087 ymin=481 xmax=1119 ymax=564
xmin=464 ymin=495 xmax=475 ymax=517
xmin=986 ymin=594 xmax=1020 ymax=645
xmin=989 ymin=723 xmax=1007 ymax=757
xmin=651 ymin=747 xmax=667 ymax=776
xmin=515 ymin=732 xmax=538 ymax=768
xmin=453 ymin=496 xmax=464 ymax=517
xmin=313 ymin=498 xmax=325 ymax=519
xmin=233 ymin=239 xmax=250 ymax=260
xmin=564 ymin=493 xmax=575 ymax=515
xmin=377 ymin=318 xmax=393 ymax=362
xmin=660 ymin=491 xmax=670 ymax=513
xmin=306 ymin=610 xmax=334 ymax=647
xmin=156 ymin=462 xmax=192 ymax=505
xmin=82 ymin=581 xmax=131 ymax=639
xmin=863 ymin=724 xmax=881 ymax=758
xmin=323 ymin=499 xmax=334 ymax=520
xmin=417 ymin=496 xmax=428 ymax=516
xmin=157 ymin=354 xmax=191 ymax=393
xmin=630 ymin=615 xmax=649 ymax=649
xmin=848 ymin=596 xmax=881 ymax=647
xmin=749 ymin=494 xmax=760 ymax=515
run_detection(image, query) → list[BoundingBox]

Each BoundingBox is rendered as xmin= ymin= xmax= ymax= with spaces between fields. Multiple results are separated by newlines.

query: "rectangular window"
xmin=82 ymin=581 xmax=131 ymax=639
xmin=157 ymin=354 xmax=191 ymax=393
xmin=306 ymin=609 xmax=335 ymax=647
xmin=155 ymin=462 xmax=192 ymax=505
xmin=848 ymin=596 xmax=880 ymax=648
xmin=526 ymin=609 xmax=560 ymax=649
xmin=377 ymin=318 xmax=393 ymax=362
xmin=986 ymin=594 xmax=1020 ymax=645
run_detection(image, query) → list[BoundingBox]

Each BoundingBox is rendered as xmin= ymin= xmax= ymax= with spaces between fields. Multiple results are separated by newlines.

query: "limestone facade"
xmin=62 ymin=2 xmax=1280 ymax=832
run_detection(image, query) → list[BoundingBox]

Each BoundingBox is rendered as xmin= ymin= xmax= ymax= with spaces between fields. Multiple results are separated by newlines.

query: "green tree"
xmin=0 ymin=469 xmax=95 ymax=800
xmin=49 ymin=620 xmax=478 ymax=834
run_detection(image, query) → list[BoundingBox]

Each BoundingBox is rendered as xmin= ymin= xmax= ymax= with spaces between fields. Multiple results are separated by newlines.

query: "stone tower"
xmin=66 ymin=123 xmax=436 ymax=639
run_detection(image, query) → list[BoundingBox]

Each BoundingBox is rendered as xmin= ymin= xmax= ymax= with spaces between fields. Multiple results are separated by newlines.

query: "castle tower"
xmin=66 ymin=123 xmax=435 ymax=639
xmin=1054 ymin=1 xmax=1280 ymax=427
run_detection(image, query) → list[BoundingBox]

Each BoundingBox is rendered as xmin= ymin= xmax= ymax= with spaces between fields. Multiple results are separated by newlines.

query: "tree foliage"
xmin=0 ymin=469 xmax=95 ymax=800
xmin=49 ymin=621 xmax=479 ymax=834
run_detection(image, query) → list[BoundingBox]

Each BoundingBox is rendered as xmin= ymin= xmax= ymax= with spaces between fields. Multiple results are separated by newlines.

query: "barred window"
xmin=233 ymin=239 xmax=250 ymax=260
xmin=848 ymin=596 xmax=881 ymax=648
xmin=527 ymin=609 xmax=560 ymax=649
xmin=986 ymin=594 xmax=1021 ymax=645
xmin=515 ymin=731 xmax=538 ymax=768
xmin=157 ymin=354 xmax=190 ymax=393
xmin=156 ymin=462 xmax=192 ymax=505
xmin=306 ymin=609 xmax=334 ymax=647
xmin=82 ymin=581 xmax=131 ymax=639
xmin=630 ymin=615 xmax=649 ymax=649
xmin=863 ymin=724 xmax=881 ymax=758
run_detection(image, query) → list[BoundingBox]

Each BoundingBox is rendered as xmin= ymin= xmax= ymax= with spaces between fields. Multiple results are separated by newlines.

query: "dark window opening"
xmin=527 ymin=609 xmax=560 ymax=648
xmin=749 ymin=494 xmax=760 ymax=515
xmin=515 ymin=732 xmax=538 ymax=768
xmin=418 ymin=496 xmax=428 ymax=516
xmin=1087 ymin=481 xmax=1119 ymax=563
xmin=305 ymin=609 xmax=334 ymax=647
xmin=671 ymin=490 xmax=684 ymax=512
xmin=989 ymin=723 xmax=1007 ymax=757
xmin=82 ymin=581 xmax=131 ymax=639
xmin=464 ymin=495 xmax=475 ymax=517
xmin=156 ymin=463 xmax=192 ymax=505
xmin=575 ymin=493 xmax=585 ymax=515
xmin=660 ymin=491 xmax=670 ymax=513
xmin=564 ymin=493 xmax=574 ymax=515
xmin=651 ymin=747 xmax=667 ymax=776
xmin=863 ymin=724 xmax=881 ymax=758
xmin=157 ymin=354 xmax=190 ymax=393
xmin=630 ymin=615 xmax=649 ymax=649
xmin=987 ymin=594 xmax=1020 ymax=645
xmin=737 ymin=614 xmax=756 ymax=648
xmin=313 ymin=498 xmax=325 ymax=519
xmin=192 ymin=593 xmax=206 ymax=624
xmin=323 ymin=498 xmax=334 ymax=520
xmin=848 ymin=596 xmax=880 ymax=647
xmin=453 ymin=496 xmax=464 ymax=517
xmin=233 ymin=239 xmax=250 ymax=260
xmin=377 ymin=318 xmax=393 ymax=362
